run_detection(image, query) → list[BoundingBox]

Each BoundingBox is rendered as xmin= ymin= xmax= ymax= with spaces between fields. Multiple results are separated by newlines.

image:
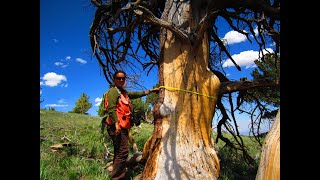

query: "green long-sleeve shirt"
xmin=107 ymin=87 xmax=147 ymax=124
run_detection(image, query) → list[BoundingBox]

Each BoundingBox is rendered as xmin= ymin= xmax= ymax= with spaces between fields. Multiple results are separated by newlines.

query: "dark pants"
xmin=101 ymin=118 xmax=106 ymax=134
xmin=107 ymin=124 xmax=129 ymax=180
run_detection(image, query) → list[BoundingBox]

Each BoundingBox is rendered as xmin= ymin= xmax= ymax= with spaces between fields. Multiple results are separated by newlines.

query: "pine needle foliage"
xmin=71 ymin=92 xmax=93 ymax=114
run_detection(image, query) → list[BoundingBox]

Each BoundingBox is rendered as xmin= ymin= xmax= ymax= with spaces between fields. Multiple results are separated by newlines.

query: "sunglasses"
xmin=115 ymin=77 xmax=126 ymax=81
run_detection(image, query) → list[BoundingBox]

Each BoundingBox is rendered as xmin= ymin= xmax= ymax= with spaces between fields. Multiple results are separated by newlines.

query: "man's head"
xmin=113 ymin=70 xmax=126 ymax=88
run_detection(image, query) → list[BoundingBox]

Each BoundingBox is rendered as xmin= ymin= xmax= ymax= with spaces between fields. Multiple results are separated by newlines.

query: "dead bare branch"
xmin=219 ymin=79 xmax=280 ymax=95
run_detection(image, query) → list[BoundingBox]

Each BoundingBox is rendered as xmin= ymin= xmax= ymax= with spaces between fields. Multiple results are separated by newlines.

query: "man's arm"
xmin=128 ymin=88 xmax=159 ymax=99
xmin=107 ymin=87 xmax=120 ymax=124
xmin=128 ymin=91 xmax=146 ymax=99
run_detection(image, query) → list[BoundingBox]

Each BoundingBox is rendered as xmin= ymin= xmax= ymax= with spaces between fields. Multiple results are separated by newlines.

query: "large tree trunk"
xmin=255 ymin=109 xmax=280 ymax=180
xmin=141 ymin=2 xmax=220 ymax=179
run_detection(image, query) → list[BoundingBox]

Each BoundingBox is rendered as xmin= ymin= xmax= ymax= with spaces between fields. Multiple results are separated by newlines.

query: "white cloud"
xmin=54 ymin=61 xmax=69 ymax=68
xmin=45 ymin=104 xmax=68 ymax=107
xmin=66 ymin=56 xmax=71 ymax=60
xmin=52 ymin=39 xmax=59 ymax=43
xmin=58 ymin=99 xmax=66 ymax=104
xmin=95 ymin=97 xmax=102 ymax=106
xmin=222 ymin=30 xmax=247 ymax=45
xmin=76 ymin=58 xmax=87 ymax=64
xmin=222 ymin=48 xmax=274 ymax=68
xmin=249 ymin=26 xmax=259 ymax=39
xmin=60 ymin=83 xmax=68 ymax=88
xmin=44 ymin=99 xmax=69 ymax=109
xmin=54 ymin=62 xmax=63 ymax=66
xmin=253 ymin=27 xmax=259 ymax=36
xmin=40 ymin=72 xmax=67 ymax=87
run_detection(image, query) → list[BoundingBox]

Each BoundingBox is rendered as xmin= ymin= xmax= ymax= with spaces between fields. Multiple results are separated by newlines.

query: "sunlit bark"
xmin=141 ymin=2 xmax=220 ymax=176
xmin=255 ymin=109 xmax=280 ymax=180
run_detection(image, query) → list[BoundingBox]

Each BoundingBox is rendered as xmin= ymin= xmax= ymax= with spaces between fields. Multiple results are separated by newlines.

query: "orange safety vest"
xmin=106 ymin=91 xmax=132 ymax=129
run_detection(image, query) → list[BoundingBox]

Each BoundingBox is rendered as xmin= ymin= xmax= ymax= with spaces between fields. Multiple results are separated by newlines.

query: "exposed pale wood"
xmin=142 ymin=30 xmax=220 ymax=180
xmin=50 ymin=142 xmax=72 ymax=152
xmin=129 ymin=131 xmax=139 ymax=153
xmin=255 ymin=109 xmax=280 ymax=180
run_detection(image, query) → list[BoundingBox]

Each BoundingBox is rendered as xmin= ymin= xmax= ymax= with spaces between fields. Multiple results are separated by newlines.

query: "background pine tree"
xmin=71 ymin=92 xmax=93 ymax=114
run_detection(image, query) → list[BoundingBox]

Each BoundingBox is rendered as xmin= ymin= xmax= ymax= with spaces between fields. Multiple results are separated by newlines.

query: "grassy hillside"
xmin=40 ymin=109 xmax=262 ymax=180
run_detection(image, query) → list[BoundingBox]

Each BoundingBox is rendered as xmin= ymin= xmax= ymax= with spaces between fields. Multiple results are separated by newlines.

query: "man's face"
xmin=114 ymin=72 xmax=126 ymax=88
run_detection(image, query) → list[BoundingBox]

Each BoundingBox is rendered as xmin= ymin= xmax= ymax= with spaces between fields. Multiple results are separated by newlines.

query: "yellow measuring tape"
xmin=159 ymin=86 xmax=217 ymax=99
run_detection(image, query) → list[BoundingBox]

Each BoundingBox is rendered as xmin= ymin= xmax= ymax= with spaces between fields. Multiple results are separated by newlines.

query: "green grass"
xmin=40 ymin=109 xmax=263 ymax=179
xmin=214 ymin=133 xmax=263 ymax=180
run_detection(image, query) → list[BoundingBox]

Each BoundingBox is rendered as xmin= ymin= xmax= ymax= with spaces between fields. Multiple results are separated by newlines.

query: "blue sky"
xmin=40 ymin=0 xmax=275 ymax=135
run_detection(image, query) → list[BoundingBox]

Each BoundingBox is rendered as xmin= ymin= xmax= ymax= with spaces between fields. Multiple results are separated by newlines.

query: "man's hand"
xmin=145 ymin=88 xmax=159 ymax=95
xmin=115 ymin=123 xmax=121 ymax=135
xmin=150 ymin=88 xmax=160 ymax=94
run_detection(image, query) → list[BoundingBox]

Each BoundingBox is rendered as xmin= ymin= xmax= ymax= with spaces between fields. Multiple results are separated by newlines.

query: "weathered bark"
xmin=219 ymin=79 xmax=280 ymax=95
xmin=255 ymin=109 xmax=280 ymax=180
xmin=88 ymin=0 xmax=280 ymax=179
xmin=141 ymin=2 xmax=220 ymax=179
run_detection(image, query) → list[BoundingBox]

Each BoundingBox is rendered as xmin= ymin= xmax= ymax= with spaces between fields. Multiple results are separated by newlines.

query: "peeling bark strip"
xmin=255 ymin=109 xmax=280 ymax=180
xmin=142 ymin=2 xmax=220 ymax=178
xmin=155 ymin=32 xmax=220 ymax=180
xmin=161 ymin=32 xmax=220 ymax=179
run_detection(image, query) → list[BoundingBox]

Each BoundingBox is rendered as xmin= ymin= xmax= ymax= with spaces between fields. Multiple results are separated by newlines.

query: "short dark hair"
xmin=113 ymin=70 xmax=126 ymax=80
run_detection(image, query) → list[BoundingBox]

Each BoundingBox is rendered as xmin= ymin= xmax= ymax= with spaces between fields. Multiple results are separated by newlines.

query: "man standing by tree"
xmin=89 ymin=0 xmax=280 ymax=178
xmin=104 ymin=70 xmax=158 ymax=180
